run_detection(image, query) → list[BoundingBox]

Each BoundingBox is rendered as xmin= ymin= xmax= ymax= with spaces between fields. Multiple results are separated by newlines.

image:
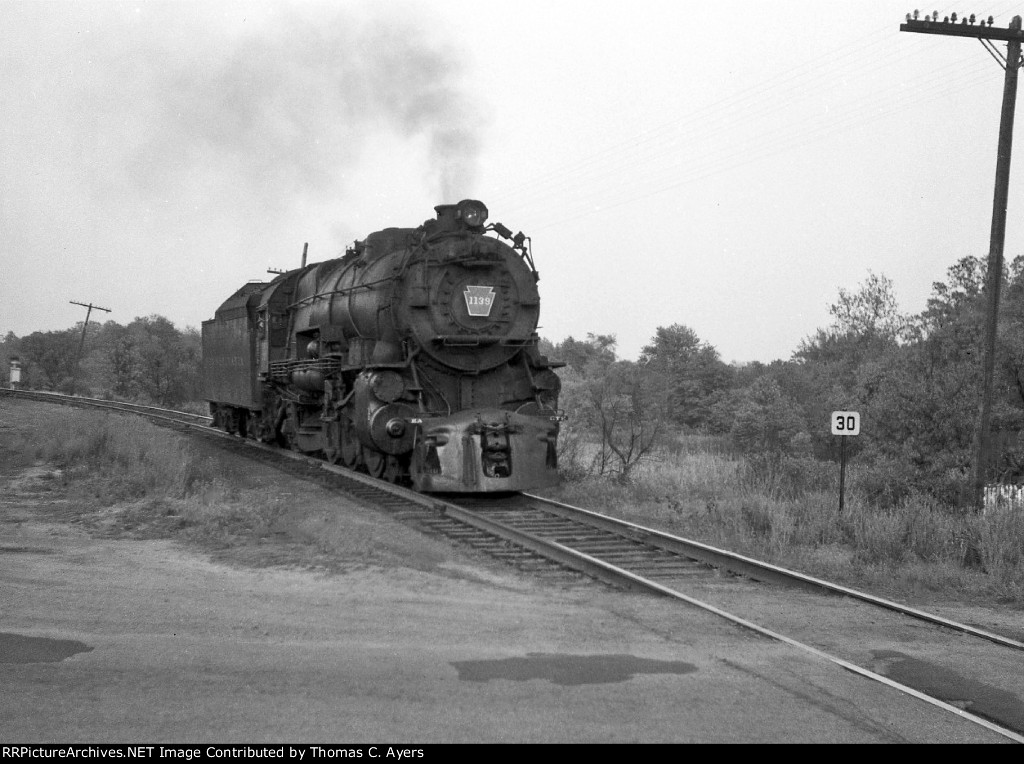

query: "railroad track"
xmin=448 ymin=492 xmax=1024 ymax=740
xmin=4 ymin=387 xmax=1023 ymax=742
xmin=1 ymin=388 xmax=213 ymax=427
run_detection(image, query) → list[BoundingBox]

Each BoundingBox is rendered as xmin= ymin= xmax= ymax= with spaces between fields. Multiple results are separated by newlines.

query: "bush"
xmin=741 ymin=454 xmax=835 ymax=499
xmin=740 ymin=500 xmax=774 ymax=537
xmin=851 ymin=459 xmax=916 ymax=509
xmin=979 ymin=507 xmax=1024 ymax=596
xmin=29 ymin=409 xmax=215 ymax=503
xmin=844 ymin=507 xmax=908 ymax=565
xmin=555 ymin=425 xmax=593 ymax=483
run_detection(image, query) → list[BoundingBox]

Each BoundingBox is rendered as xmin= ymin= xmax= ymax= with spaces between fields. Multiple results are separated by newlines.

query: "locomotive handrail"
xmin=285 ymin=278 xmax=388 ymax=311
xmin=432 ymin=335 xmax=533 ymax=347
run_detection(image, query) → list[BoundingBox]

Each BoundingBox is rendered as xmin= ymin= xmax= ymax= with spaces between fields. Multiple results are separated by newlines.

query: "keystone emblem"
xmin=463 ymin=285 xmax=496 ymax=317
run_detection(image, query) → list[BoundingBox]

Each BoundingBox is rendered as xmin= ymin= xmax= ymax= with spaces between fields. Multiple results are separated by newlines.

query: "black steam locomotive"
xmin=201 ymin=200 xmax=562 ymax=492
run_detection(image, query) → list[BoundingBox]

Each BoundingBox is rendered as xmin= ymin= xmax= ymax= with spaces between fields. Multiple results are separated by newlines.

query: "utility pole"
xmin=69 ymin=300 xmax=112 ymax=379
xmin=901 ymin=12 xmax=1024 ymax=510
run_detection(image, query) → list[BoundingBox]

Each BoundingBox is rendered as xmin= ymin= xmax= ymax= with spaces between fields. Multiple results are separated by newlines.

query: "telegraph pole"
xmin=901 ymin=12 xmax=1024 ymax=510
xmin=69 ymin=300 xmax=112 ymax=381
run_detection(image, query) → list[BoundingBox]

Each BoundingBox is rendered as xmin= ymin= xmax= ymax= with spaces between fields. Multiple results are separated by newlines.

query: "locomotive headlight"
xmin=457 ymin=199 xmax=488 ymax=228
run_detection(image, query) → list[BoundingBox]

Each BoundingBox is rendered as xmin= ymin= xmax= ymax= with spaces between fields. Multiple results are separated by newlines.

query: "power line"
xmin=69 ymin=300 xmax=112 ymax=369
xmin=506 ymin=59 xmax=997 ymax=232
xmin=490 ymin=8 xmax=1020 ymax=226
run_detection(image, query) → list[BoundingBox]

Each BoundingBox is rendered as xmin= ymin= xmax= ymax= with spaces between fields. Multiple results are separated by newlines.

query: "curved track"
xmin=4 ymin=387 xmax=1023 ymax=742
xmin=2 ymin=388 xmax=213 ymax=427
xmin=447 ymin=492 xmax=1024 ymax=740
xmin=456 ymin=492 xmax=1024 ymax=650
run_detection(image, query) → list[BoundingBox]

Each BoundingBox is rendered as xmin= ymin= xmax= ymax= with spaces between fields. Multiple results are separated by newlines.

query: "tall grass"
xmin=11 ymin=408 xmax=455 ymax=572
xmin=543 ymin=436 xmax=1024 ymax=604
xmin=16 ymin=409 xmax=1024 ymax=602
xmin=17 ymin=408 xmax=304 ymax=548
xmin=26 ymin=409 xmax=215 ymax=503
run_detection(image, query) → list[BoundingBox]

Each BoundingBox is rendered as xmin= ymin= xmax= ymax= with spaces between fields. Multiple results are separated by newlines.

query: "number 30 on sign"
xmin=831 ymin=411 xmax=860 ymax=436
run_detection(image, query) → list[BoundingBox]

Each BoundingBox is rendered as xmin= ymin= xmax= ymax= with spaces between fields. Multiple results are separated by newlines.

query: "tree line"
xmin=4 ymin=252 xmax=1023 ymax=506
xmin=543 ymin=255 xmax=1024 ymax=506
xmin=1 ymin=315 xmax=201 ymax=406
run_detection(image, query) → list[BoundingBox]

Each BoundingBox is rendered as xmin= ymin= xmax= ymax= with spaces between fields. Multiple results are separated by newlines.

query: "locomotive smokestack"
xmin=434 ymin=204 xmax=458 ymax=226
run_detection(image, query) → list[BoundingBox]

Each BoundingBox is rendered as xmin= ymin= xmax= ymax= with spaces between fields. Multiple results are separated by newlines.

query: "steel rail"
xmin=6 ymin=388 xmax=1021 ymax=649
xmin=432 ymin=496 xmax=1024 ymax=742
xmin=524 ymin=492 xmax=1024 ymax=653
xmin=535 ymin=536 xmax=1024 ymax=744
xmin=5 ymin=388 xmax=1022 ymax=740
xmin=0 ymin=388 xmax=212 ymax=424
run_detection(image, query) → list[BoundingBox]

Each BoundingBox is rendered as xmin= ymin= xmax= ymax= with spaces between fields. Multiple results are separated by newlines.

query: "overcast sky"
xmin=3 ymin=0 xmax=1024 ymax=364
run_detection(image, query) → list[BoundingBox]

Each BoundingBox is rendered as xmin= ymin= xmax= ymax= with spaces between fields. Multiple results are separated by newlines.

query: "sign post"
xmin=831 ymin=411 xmax=861 ymax=512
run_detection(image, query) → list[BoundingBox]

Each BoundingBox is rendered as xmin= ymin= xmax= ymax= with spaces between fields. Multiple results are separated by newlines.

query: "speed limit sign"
xmin=831 ymin=411 xmax=860 ymax=436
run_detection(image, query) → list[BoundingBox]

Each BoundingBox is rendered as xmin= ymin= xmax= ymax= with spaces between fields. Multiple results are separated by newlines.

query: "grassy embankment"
xmin=9 ymin=405 xmax=453 ymax=573
xmin=539 ymin=434 xmax=1024 ymax=606
xmin=13 ymin=406 xmax=1024 ymax=605
xmin=18 ymin=407 xmax=272 ymax=547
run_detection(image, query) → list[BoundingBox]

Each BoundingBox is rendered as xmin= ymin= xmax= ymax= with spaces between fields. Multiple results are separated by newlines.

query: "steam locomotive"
xmin=201 ymin=200 xmax=562 ymax=492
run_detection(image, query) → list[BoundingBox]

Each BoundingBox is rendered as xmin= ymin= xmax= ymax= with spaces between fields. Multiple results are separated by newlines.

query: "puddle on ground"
xmin=451 ymin=652 xmax=697 ymax=686
xmin=0 ymin=546 xmax=52 ymax=554
xmin=872 ymin=650 xmax=1024 ymax=731
xmin=0 ymin=632 xmax=93 ymax=663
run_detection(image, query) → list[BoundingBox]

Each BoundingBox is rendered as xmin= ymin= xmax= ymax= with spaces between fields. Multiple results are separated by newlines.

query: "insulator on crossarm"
xmin=906 ymin=12 xmax=912 ymax=22
xmin=988 ymin=16 xmax=994 ymax=26
xmin=913 ymin=9 xmax=919 ymax=20
xmin=970 ymin=13 xmax=976 ymax=24
xmin=951 ymin=12 xmax=957 ymax=22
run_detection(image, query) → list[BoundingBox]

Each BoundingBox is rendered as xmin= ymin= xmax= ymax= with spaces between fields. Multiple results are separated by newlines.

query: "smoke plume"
xmin=119 ymin=5 xmax=487 ymax=211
